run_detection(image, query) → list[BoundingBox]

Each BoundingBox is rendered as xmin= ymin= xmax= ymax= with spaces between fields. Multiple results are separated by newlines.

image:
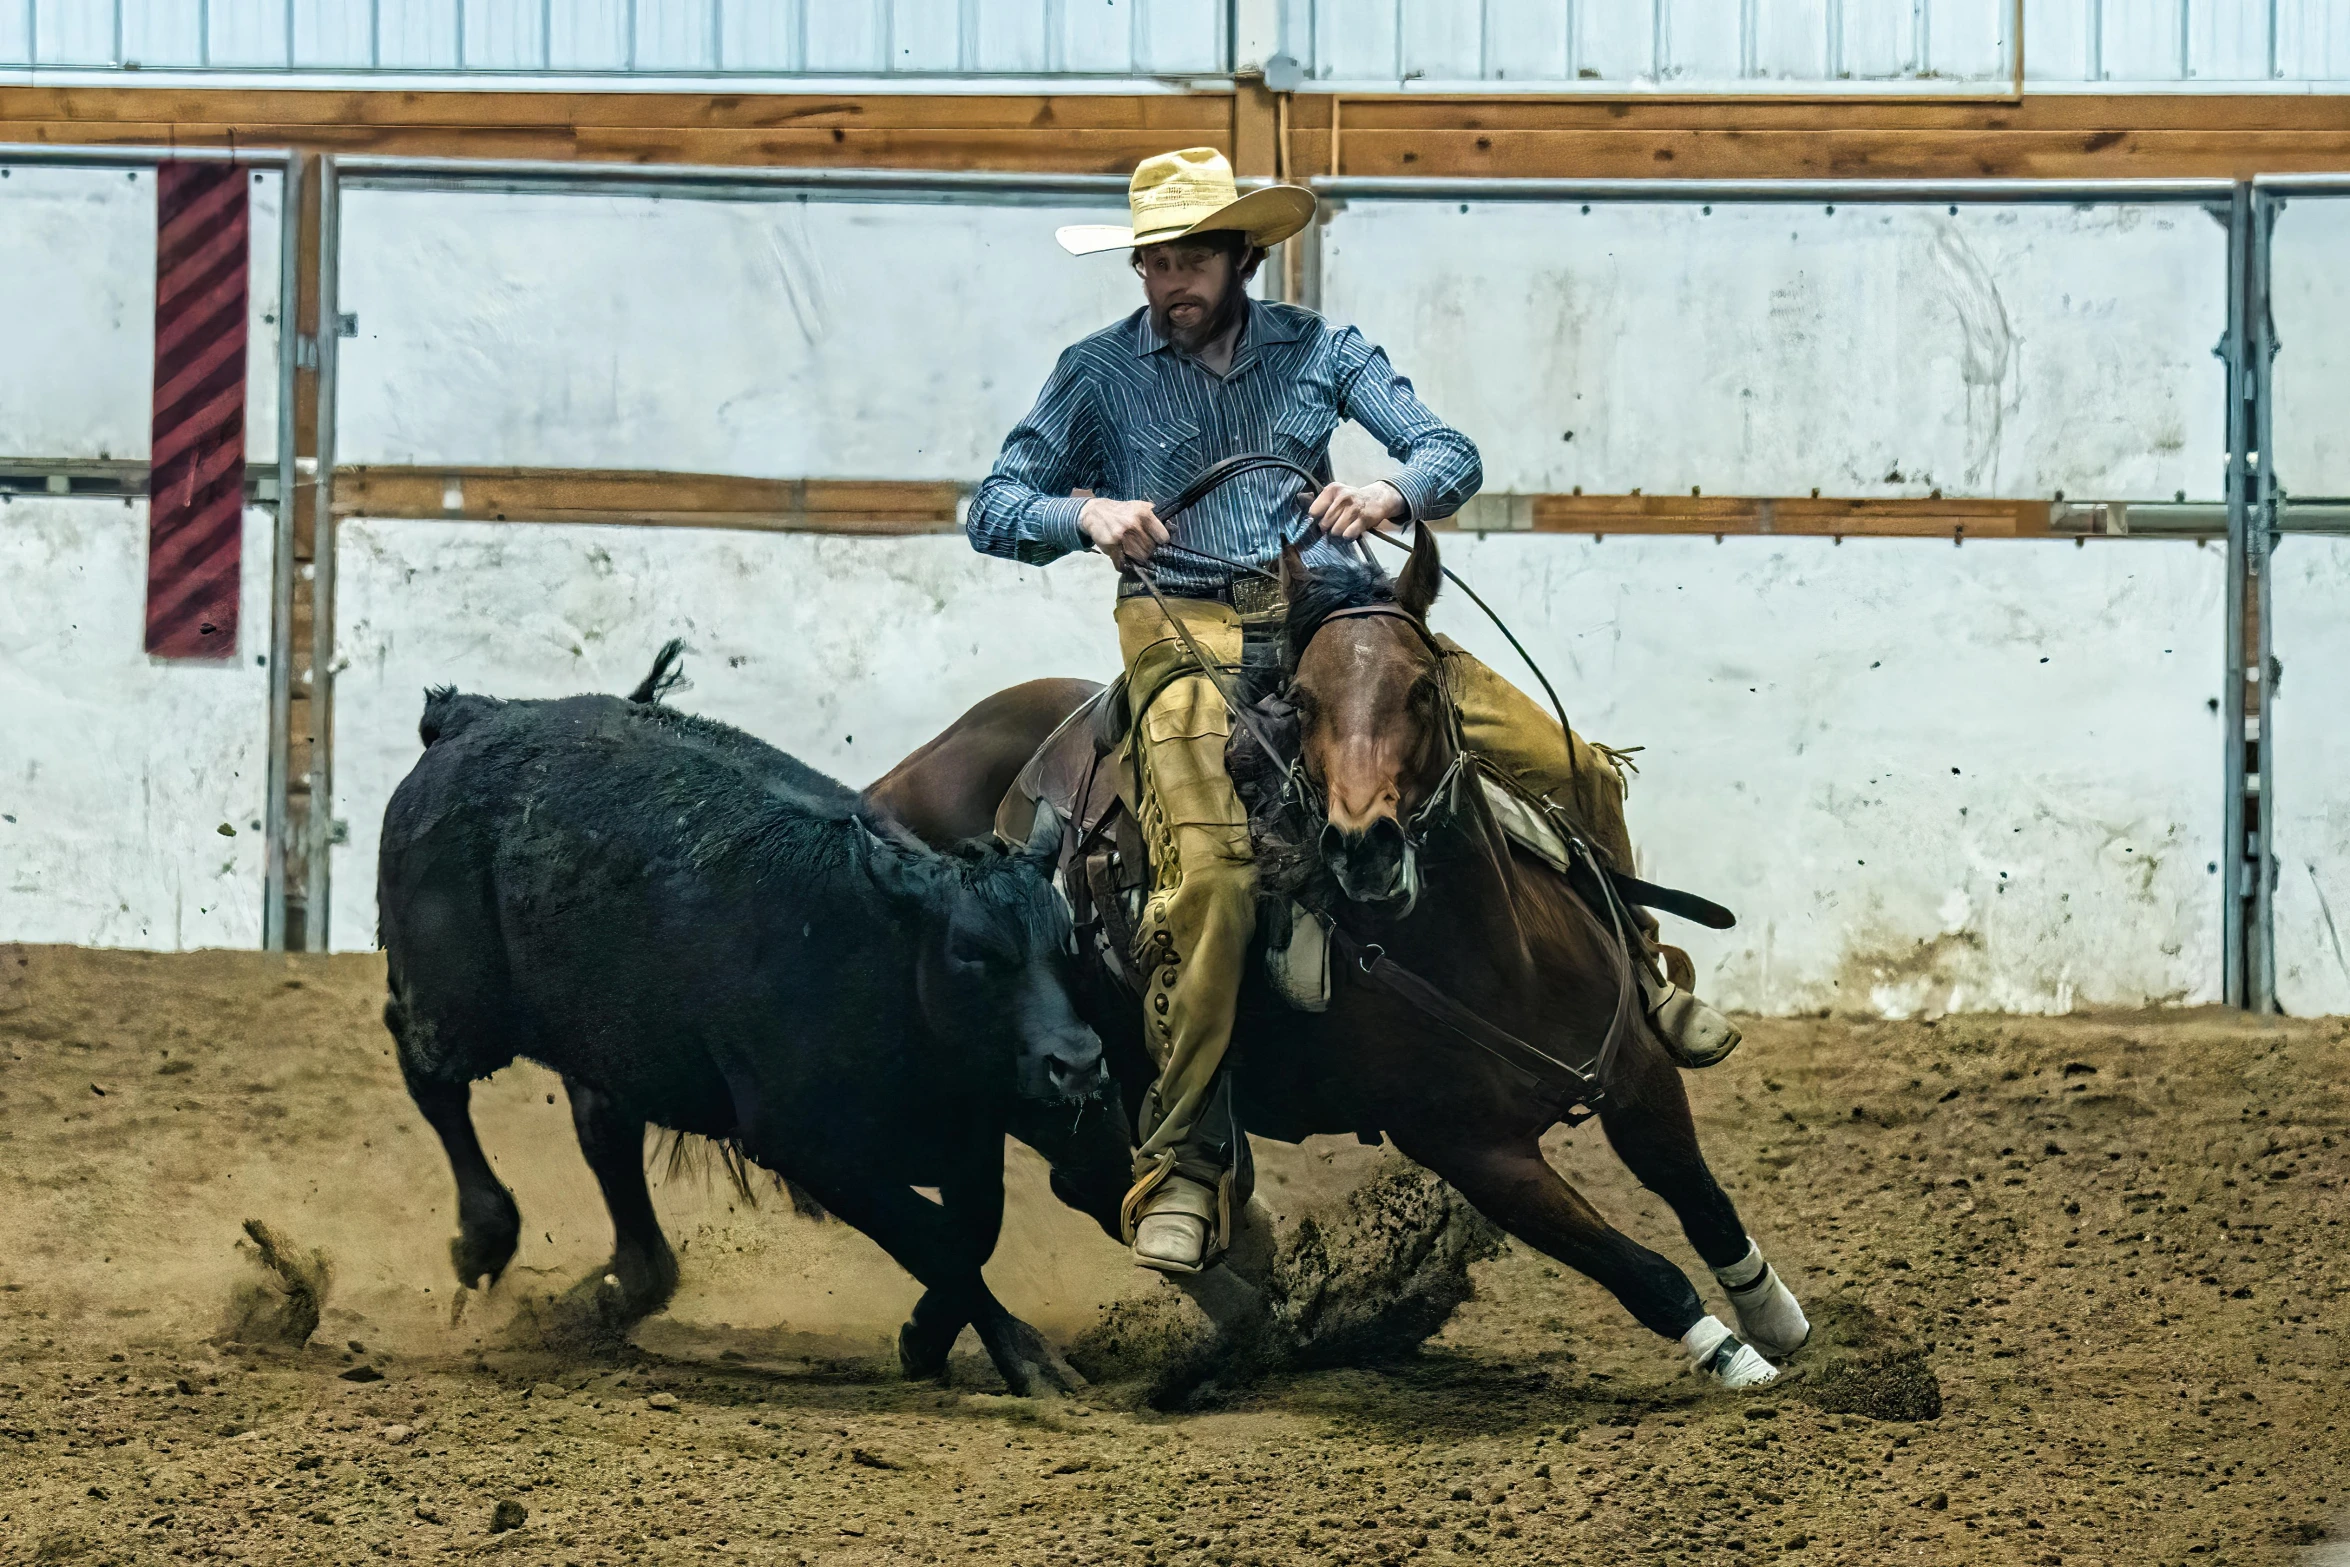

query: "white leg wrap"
xmin=1713 ymin=1243 xmax=1810 ymax=1358
xmin=1680 ymin=1315 xmax=1779 ymax=1389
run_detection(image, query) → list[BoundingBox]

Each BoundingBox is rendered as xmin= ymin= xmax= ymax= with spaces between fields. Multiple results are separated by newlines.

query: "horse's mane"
xmin=1282 ymin=555 xmax=1400 ymax=668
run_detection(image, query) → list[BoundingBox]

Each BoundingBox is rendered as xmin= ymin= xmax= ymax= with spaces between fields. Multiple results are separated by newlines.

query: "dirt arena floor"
xmin=3 ymin=943 xmax=2346 ymax=1567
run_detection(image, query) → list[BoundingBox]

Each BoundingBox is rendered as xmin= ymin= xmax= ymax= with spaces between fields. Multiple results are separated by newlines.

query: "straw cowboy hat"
xmin=1056 ymin=146 xmax=1316 ymax=257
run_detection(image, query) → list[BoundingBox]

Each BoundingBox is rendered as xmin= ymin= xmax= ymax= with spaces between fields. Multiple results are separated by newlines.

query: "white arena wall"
xmin=329 ymin=523 xmax=2227 ymax=1017
xmin=0 ymin=162 xmax=287 ymax=949
xmin=0 ymin=499 xmax=278 ymax=949
xmin=5 ymin=166 xmax=2341 ymax=1017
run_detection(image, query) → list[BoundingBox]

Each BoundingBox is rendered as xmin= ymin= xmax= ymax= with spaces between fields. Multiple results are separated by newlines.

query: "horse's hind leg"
xmin=1397 ymin=1132 xmax=1778 ymax=1389
xmin=1598 ymin=1049 xmax=1810 ymax=1356
xmin=563 ymin=1076 xmax=679 ymax=1325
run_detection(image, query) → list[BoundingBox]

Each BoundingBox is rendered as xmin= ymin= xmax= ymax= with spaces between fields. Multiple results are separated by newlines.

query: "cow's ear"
xmin=1396 ymin=522 xmax=1442 ymax=622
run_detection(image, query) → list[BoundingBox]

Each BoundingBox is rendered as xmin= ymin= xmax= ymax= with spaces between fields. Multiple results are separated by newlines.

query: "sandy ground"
xmin=2 ymin=942 xmax=2346 ymax=1567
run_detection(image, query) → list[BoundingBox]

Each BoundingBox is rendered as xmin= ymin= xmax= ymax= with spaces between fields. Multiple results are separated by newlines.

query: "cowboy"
xmin=967 ymin=147 xmax=1737 ymax=1275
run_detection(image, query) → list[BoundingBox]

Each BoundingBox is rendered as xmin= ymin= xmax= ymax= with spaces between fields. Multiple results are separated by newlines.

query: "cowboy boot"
xmin=1639 ymin=955 xmax=1742 ymax=1069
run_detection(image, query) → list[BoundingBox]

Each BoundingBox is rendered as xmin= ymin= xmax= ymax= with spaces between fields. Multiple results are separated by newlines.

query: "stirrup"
xmin=1646 ymin=978 xmax=1742 ymax=1068
xmin=1121 ymin=1160 xmax=1230 ymax=1276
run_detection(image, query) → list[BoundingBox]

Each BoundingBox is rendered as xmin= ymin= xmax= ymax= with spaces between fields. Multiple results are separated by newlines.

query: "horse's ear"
xmin=1278 ymin=538 xmax=1312 ymax=599
xmin=1396 ymin=522 xmax=1443 ymax=621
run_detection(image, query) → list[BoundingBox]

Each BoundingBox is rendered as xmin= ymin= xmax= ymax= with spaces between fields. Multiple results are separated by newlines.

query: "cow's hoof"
xmin=898 ymin=1319 xmax=955 ymax=1383
xmin=981 ymin=1315 xmax=1088 ymax=1399
xmin=449 ymin=1226 xmax=517 ymax=1292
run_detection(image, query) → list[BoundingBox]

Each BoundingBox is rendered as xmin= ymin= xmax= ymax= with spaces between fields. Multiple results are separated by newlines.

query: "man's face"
xmin=1136 ymin=239 xmax=1239 ymax=350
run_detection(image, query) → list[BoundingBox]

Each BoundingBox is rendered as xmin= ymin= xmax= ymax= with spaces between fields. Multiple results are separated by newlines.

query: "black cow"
xmin=378 ymin=646 xmax=1107 ymax=1395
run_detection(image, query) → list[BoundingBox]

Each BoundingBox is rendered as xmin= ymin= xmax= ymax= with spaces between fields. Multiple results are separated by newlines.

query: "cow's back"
xmin=379 ymin=694 xmax=922 ymax=1136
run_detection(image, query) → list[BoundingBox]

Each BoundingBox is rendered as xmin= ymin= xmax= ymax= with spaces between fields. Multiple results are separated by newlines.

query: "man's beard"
xmin=1154 ymin=273 xmax=1247 ymax=355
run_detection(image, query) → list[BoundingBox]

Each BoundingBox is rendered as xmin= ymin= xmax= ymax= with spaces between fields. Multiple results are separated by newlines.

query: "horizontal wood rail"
xmin=331 ymin=466 xmax=963 ymax=533
xmin=327 ymin=466 xmax=2069 ymax=539
xmin=5 ymin=87 xmax=2350 ymax=179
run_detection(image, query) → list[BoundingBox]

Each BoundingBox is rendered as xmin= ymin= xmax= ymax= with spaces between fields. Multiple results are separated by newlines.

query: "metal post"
xmin=2219 ymin=179 xmax=2279 ymax=1012
xmin=2221 ymin=182 xmax=2251 ymax=1010
xmin=303 ymin=158 xmax=341 ymax=953
xmin=263 ymin=157 xmax=303 ymax=951
xmin=2249 ymin=188 xmax=2280 ymax=1012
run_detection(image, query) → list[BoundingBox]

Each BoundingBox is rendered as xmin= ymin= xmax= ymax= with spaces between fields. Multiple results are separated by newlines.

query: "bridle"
xmin=1114 ymin=452 xmax=1624 ymax=1121
xmin=1307 ymin=602 xmax=1472 ymax=856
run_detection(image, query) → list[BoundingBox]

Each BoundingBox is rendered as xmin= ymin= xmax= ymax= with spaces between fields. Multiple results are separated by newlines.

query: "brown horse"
xmin=865 ymin=526 xmax=1806 ymax=1389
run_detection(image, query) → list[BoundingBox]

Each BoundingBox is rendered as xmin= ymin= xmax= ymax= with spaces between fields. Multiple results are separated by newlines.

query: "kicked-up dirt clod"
xmin=2 ymin=943 xmax=2347 ymax=1566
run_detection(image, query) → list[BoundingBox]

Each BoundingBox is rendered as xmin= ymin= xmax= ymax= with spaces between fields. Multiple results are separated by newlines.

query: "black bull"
xmin=377 ymin=670 xmax=1128 ymax=1396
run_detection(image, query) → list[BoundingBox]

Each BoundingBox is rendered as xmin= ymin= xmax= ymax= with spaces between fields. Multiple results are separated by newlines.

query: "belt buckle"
xmin=1233 ymin=575 xmax=1285 ymax=619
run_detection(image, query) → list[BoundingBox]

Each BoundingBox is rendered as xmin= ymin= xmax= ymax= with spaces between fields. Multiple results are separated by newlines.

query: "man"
xmin=967 ymin=147 xmax=1736 ymax=1275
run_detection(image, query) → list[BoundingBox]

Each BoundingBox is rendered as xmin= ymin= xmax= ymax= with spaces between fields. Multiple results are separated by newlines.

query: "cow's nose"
xmin=1045 ymin=1034 xmax=1104 ymax=1099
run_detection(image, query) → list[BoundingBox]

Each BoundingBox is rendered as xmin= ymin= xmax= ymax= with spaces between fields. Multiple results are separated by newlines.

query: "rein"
xmin=1115 ymin=451 xmax=1631 ymax=1120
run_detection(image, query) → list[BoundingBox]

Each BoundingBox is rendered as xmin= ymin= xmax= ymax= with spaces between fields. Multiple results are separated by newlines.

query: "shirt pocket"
xmin=1272 ymin=404 xmax=1337 ymax=467
xmin=1140 ymin=416 xmax=1204 ymax=504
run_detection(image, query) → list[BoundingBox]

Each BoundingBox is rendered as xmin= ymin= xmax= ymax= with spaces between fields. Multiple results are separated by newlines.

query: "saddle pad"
xmin=1478 ymin=771 xmax=1575 ymax=876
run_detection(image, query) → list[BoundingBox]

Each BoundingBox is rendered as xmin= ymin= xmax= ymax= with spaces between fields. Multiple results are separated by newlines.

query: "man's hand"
xmin=1080 ymin=497 xmax=1170 ymax=568
xmin=1308 ymin=480 xmax=1407 ymax=541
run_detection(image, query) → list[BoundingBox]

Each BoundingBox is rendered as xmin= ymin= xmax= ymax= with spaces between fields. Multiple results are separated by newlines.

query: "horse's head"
xmin=1279 ymin=526 xmax=1453 ymax=910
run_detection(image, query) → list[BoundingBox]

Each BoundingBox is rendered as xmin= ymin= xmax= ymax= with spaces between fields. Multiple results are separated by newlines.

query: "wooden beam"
xmin=0 ymin=87 xmax=1229 ymax=171
xmin=332 ymin=466 xmax=965 ymax=533
xmin=330 ymin=467 xmax=2053 ymax=540
xmin=6 ymin=86 xmax=2350 ymax=178
xmin=1497 ymin=493 xmax=2051 ymax=538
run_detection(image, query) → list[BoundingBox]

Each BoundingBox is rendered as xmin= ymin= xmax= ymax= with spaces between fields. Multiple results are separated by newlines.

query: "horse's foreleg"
xmin=1398 ymin=1133 xmax=1778 ymax=1389
xmin=1598 ymin=1054 xmax=1810 ymax=1357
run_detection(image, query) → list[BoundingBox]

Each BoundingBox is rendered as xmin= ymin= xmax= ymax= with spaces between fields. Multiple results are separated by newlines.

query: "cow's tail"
xmin=628 ymin=639 xmax=688 ymax=705
xmin=647 ymin=1127 xmax=827 ymax=1222
xmin=418 ymin=686 xmax=503 ymax=748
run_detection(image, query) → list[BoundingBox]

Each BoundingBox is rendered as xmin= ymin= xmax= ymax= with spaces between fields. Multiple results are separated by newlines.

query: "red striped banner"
xmin=146 ymin=162 xmax=250 ymax=659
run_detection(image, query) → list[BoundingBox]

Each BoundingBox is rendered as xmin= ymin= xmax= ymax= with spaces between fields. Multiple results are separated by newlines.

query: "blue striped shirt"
xmin=967 ymin=299 xmax=1482 ymax=597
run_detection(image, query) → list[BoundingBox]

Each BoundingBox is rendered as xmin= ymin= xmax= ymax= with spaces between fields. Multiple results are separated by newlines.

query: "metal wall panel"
xmin=124 ymin=0 xmax=200 ymax=69
xmin=2190 ymin=0 xmax=2275 ymax=79
xmin=378 ymin=0 xmax=462 ymax=68
xmin=2103 ymin=0 xmax=2188 ymax=81
xmin=891 ymin=0 xmax=964 ymax=72
xmin=462 ymin=0 xmax=544 ymax=68
xmin=804 ymin=0 xmax=886 ymax=72
xmin=2277 ymin=0 xmax=2350 ymax=77
xmin=1483 ymin=0 xmax=1571 ymax=81
xmin=1060 ymin=0 xmax=1136 ymax=72
xmin=31 ymin=0 xmax=113 ymax=64
xmin=332 ymin=189 xmax=1140 ymax=477
xmin=293 ymin=0 xmax=376 ymax=68
xmin=2271 ymin=537 xmax=2350 ymax=1017
xmin=1 ymin=163 xmax=285 ymax=467
xmin=0 ymin=502 xmax=278 ymax=950
xmin=1840 ymin=3 xmax=1921 ymax=77
xmin=1140 ymin=0 xmax=1220 ymax=72
xmin=1295 ymin=0 xmax=2022 ymax=85
xmin=637 ymin=0 xmax=718 ymax=70
xmin=973 ymin=0 xmax=1049 ymax=71
xmin=1755 ymin=0 xmax=1832 ymax=81
xmin=1578 ymin=0 xmax=1659 ymax=78
xmin=2268 ymin=193 xmax=2350 ymax=491
xmin=719 ymin=0 xmax=798 ymax=69
xmin=207 ymin=0 xmax=288 ymax=66
xmin=1317 ymin=199 xmax=2224 ymax=500
xmin=550 ymin=0 xmax=631 ymax=71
